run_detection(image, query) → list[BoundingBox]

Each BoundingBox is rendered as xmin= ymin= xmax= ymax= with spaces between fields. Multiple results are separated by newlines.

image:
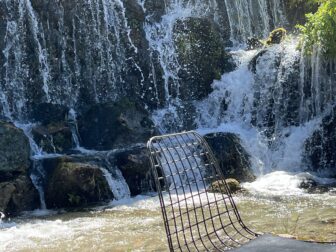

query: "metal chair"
xmin=147 ymin=131 xmax=258 ymax=251
xmin=147 ymin=131 xmax=336 ymax=252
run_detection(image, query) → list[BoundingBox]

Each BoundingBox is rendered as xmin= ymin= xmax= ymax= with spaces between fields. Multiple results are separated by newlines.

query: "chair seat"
xmin=232 ymin=234 xmax=336 ymax=252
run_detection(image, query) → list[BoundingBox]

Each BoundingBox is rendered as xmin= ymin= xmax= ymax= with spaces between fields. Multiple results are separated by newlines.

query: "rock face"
xmin=45 ymin=157 xmax=113 ymax=208
xmin=173 ymin=17 xmax=234 ymax=101
xmin=204 ymin=132 xmax=255 ymax=182
xmin=111 ymin=146 xmax=153 ymax=196
xmin=78 ymin=100 xmax=156 ymax=150
xmin=305 ymin=107 xmax=336 ymax=177
xmin=0 ymin=121 xmax=39 ymax=215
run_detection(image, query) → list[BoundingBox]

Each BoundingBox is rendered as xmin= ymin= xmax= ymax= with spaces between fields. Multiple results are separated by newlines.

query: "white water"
xmin=244 ymin=171 xmax=336 ymax=196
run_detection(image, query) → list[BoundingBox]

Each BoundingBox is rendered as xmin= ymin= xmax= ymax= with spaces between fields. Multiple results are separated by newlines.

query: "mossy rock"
xmin=265 ymin=28 xmax=287 ymax=45
xmin=207 ymin=179 xmax=242 ymax=194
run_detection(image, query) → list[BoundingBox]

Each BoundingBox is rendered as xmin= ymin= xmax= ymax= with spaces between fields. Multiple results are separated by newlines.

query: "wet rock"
xmin=305 ymin=106 xmax=336 ymax=177
xmin=173 ymin=17 xmax=235 ymax=101
xmin=0 ymin=121 xmax=39 ymax=215
xmin=204 ymin=132 xmax=255 ymax=182
xmin=32 ymin=123 xmax=73 ymax=154
xmin=78 ymin=99 xmax=156 ymax=150
xmin=247 ymin=37 xmax=264 ymax=50
xmin=0 ymin=121 xmax=31 ymax=181
xmin=30 ymin=103 xmax=68 ymax=125
xmin=111 ymin=146 xmax=154 ymax=196
xmin=0 ymin=176 xmax=39 ymax=216
xmin=299 ymin=178 xmax=318 ymax=190
xmin=207 ymin=179 xmax=242 ymax=194
xmin=45 ymin=157 xmax=113 ymax=208
xmin=123 ymin=0 xmax=161 ymax=109
xmin=248 ymin=44 xmax=301 ymax=136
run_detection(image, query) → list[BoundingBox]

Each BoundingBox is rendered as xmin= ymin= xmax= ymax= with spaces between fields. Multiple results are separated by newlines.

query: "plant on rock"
xmin=298 ymin=0 xmax=336 ymax=57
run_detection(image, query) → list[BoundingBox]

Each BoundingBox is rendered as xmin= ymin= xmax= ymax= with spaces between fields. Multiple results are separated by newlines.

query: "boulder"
xmin=32 ymin=123 xmax=73 ymax=154
xmin=247 ymin=37 xmax=264 ymax=50
xmin=0 ymin=121 xmax=39 ymax=215
xmin=0 ymin=176 xmax=39 ymax=216
xmin=0 ymin=121 xmax=31 ymax=180
xmin=204 ymin=132 xmax=255 ymax=182
xmin=78 ymin=99 xmax=156 ymax=150
xmin=207 ymin=179 xmax=242 ymax=194
xmin=111 ymin=146 xmax=154 ymax=196
xmin=173 ymin=17 xmax=235 ymax=101
xmin=45 ymin=158 xmax=113 ymax=208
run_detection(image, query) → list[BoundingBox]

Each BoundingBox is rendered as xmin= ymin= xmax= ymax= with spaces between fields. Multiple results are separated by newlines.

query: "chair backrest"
xmin=147 ymin=131 xmax=257 ymax=251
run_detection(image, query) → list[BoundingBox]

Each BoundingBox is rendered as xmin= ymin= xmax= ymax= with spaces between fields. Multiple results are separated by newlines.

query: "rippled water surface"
xmin=1 ymin=191 xmax=335 ymax=252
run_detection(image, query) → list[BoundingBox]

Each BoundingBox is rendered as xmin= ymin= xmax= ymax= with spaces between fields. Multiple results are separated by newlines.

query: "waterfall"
xmin=100 ymin=167 xmax=130 ymax=200
xmin=30 ymin=160 xmax=47 ymax=210
xmin=0 ymin=0 xmax=142 ymax=121
xmin=147 ymin=0 xmax=288 ymax=132
xmin=224 ymin=0 xmax=286 ymax=45
xmin=194 ymin=38 xmax=332 ymax=177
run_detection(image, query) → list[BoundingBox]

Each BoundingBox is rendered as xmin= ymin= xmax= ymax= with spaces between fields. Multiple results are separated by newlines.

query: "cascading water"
xmin=0 ymin=0 xmax=137 ymax=208
xmin=148 ymin=0 xmax=288 ymax=132
xmin=194 ymin=37 xmax=336 ymax=194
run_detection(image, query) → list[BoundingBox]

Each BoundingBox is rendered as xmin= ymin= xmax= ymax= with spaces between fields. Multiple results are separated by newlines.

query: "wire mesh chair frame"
xmin=147 ymin=131 xmax=259 ymax=251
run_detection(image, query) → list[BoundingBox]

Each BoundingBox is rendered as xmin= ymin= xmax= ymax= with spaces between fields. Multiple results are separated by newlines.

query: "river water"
xmin=1 ymin=172 xmax=335 ymax=252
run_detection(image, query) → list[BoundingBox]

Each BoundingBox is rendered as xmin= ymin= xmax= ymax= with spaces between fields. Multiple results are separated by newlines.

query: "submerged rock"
xmin=204 ymin=132 xmax=255 ymax=182
xmin=45 ymin=157 xmax=113 ymax=208
xmin=78 ymin=99 xmax=156 ymax=150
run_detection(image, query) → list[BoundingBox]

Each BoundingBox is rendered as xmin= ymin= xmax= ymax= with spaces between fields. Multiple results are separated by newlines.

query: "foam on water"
xmin=243 ymin=171 xmax=336 ymax=197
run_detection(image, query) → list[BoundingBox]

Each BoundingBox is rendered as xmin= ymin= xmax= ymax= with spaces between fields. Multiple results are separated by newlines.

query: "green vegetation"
xmin=298 ymin=0 xmax=336 ymax=57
